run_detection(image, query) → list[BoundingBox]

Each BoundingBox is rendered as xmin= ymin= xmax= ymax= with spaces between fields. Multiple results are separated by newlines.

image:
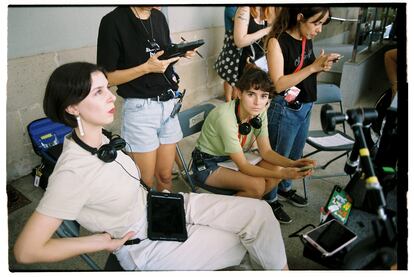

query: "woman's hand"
xmin=311 ymin=49 xmax=342 ymax=73
xmin=93 ymin=231 xmax=136 ymax=252
xmin=145 ymin=51 xmax=180 ymax=74
xmin=291 ymin=158 xmax=316 ymax=168
xmin=184 ymin=50 xmax=196 ymax=58
xmin=282 ymin=167 xmax=311 ymax=179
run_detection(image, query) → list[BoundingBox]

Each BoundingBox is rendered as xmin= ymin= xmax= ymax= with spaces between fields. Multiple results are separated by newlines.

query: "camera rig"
xmin=320 ymin=105 xmax=397 ymax=269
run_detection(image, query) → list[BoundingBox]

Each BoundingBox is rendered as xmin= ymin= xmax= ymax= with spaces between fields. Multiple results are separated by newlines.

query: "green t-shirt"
xmin=196 ymin=100 xmax=268 ymax=156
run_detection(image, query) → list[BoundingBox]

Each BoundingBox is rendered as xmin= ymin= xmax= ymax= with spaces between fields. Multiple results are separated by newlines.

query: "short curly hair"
xmin=235 ymin=64 xmax=276 ymax=97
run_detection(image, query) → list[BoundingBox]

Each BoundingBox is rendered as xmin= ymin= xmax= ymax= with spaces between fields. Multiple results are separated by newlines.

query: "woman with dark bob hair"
xmin=14 ymin=62 xmax=289 ymax=270
xmin=264 ymin=7 xmax=340 ymax=224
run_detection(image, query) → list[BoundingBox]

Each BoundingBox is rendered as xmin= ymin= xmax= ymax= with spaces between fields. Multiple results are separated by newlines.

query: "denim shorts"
xmin=122 ymin=98 xmax=183 ymax=152
xmin=191 ymin=149 xmax=230 ymax=184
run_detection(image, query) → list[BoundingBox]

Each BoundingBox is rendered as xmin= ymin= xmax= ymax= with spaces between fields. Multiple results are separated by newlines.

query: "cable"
xmin=115 ymin=141 xmax=151 ymax=192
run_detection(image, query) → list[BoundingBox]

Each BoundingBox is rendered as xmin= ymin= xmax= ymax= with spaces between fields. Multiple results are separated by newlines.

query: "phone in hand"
xmin=298 ymin=165 xmax=314 ymax=172
xmin=332 ymin=55 xmax=344 ymax=63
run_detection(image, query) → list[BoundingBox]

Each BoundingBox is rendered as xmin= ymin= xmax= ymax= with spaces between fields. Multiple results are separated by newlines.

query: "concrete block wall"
xmin=340 ymin=43 xmax=395 ymax=109
xmin=6 ymin=27 xmax=225 ymax=183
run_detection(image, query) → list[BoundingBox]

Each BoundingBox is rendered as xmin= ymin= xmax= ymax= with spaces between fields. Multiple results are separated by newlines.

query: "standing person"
xmin=97 ymin=6 xmax=194 ymax=192
xmin=234 ymin=6 xmax=276 ymax=77
xmin=191 ymin=65 xmax=315 ymax=214
xmin=214 ymin=6 xmax=240 ymax=102
xmin=384 ymin=48 xmax=398 ymax=99
xmin=265 ymin=7 xmax=340 ymax=223
xmin=14 ymin=62 xmax=289 ymax=271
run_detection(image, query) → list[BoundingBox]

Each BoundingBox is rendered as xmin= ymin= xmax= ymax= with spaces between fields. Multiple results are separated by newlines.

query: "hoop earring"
xmin=76 ymin=115 xmax=85 ymax=136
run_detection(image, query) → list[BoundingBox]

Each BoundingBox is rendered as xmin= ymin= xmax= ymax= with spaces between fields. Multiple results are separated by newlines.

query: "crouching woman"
xmin=192 ymin=65 xmax=315 ymax=222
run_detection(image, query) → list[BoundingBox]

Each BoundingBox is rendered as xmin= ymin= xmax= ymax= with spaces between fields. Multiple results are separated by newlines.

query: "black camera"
xmin=170 ymin=90 xmax=186 ymax=118
xmin=193 ymin=151 xmax=207 ymax=171
xmin=147 ymin=39 xmax=161 ymax=52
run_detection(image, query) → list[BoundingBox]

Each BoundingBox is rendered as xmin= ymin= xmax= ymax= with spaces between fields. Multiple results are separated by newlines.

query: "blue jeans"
xmin=264 ymin=95 xmax=313 ymax=202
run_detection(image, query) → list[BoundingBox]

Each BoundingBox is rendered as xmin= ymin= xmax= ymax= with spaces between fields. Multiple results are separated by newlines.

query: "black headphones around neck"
xmin=235 ymin=99 xmax=262 ymax=135
xmin=72 ymin=129 xmax=126 ymax=163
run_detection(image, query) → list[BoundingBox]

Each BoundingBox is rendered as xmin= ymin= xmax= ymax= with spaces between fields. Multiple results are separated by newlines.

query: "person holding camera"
xmin=97 ymin=6 xmax=194 ymax=192
xmin=14 ymin=62 xmax=289 ymax=270
xmin=191 ymin=65 xmax=315 ymax=218
xmin=265 ymin=7 xmax=340 ymax=223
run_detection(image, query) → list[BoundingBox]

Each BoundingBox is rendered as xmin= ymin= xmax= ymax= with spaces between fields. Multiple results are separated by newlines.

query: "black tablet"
xmin=303 ymin=219 xmax=357 ymax=257
xmin=147 ymin=191 xmax=188 ymax=242
xmin=159 ymin=39 xmax=205 ymax=60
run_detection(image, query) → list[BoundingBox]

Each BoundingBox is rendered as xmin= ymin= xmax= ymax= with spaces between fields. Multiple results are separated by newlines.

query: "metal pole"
xmin=368 ymin=8 xmax=378 ymax=51
xmin=352 ymin=8 xmax=363 ymax=62
xmin=380 ymin=7 xmax=390 ymax=43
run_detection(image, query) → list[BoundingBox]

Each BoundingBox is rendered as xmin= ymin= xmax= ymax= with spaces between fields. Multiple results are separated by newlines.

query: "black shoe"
xmin=269 ymin=201 xmax=293 ymax=224
xmin=278 ymin=189 xmax=308 ymax=207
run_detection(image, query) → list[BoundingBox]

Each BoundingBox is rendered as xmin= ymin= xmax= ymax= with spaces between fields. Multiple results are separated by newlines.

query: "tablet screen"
xmin=147 ymin=192 xmax=188 ymax=242
xmin=307 ymin=219 xmax=357 ymax=253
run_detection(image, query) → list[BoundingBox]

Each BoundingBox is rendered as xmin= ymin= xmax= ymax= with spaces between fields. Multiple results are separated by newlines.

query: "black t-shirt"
xmin=278 ymin=32 xmax=317 ymax=103
xmin=97 ymin=7 xmax=178 ymax=99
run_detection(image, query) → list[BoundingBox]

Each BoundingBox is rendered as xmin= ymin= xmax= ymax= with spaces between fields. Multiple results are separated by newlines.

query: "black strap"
xmin=124 ymin=238 xmax=141 ymax=246
xmin=289 ymin=223 xmax=316 ymax=238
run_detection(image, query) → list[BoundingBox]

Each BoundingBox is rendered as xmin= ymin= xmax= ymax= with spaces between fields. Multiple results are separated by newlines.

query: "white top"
xmin=36 ymin=134 xmax=147 ymax=238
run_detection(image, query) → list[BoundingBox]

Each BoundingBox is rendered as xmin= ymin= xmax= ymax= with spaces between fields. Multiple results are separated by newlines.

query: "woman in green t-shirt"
xmin=192 ymin=65 xmax=315 ymax=220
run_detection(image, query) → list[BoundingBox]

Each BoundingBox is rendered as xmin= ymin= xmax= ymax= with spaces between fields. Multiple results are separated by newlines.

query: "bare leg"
xmin=130 ymin=151 xmax=157 ymax=188
xmin=205 ymin=167 xmax=267 ymax=199
xmin=155 ymin=143 xmax=177 ymax=192
xmin=384 ymin=48 xmax=398 ymax=98
xmin=256 ymin=160 xmax=282 ymax=195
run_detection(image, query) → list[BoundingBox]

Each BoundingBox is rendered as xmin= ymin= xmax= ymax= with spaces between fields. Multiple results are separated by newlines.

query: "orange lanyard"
xmin=238 ymin=132 xmax=248 ymax=148
xmin=293 ymin=36 xmax=307 ymax=73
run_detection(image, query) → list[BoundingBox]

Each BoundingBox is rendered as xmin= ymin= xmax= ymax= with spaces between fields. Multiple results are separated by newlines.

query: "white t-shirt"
xmin=36 ymin=134 xmax=147 ymax=238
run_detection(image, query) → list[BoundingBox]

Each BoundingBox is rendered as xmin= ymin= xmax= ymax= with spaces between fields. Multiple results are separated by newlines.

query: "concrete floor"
xmin=8 ymin=96 xmax=396 ymax=271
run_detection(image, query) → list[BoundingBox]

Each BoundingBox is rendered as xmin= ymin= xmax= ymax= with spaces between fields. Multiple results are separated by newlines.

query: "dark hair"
xmin=235 ymin=64 xmax=275 ymax=97
xmin=43 ymin=62 xmax=104 ymax=128
xmin=266 ymin=7 xmax=331 ymax=46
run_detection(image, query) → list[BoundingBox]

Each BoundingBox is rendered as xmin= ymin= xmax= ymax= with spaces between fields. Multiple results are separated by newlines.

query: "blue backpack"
xmin=27 ymin=117 xmax=72 ymax=189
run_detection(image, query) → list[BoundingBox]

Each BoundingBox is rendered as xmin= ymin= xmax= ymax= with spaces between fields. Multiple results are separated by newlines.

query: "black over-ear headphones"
xmin=235 ymin=99 xmax=262 ymax=135
xmin=72 ymin=129 xmax=126 ymax=163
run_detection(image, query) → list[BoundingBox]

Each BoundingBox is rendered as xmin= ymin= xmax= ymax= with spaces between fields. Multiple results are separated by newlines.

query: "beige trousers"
xmin=115 ymin=192 xmax=287 ymax=270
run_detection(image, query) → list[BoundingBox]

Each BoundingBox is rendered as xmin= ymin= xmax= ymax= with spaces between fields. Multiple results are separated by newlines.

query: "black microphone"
xmin=344 ymin=145 xmax=359 ymax=175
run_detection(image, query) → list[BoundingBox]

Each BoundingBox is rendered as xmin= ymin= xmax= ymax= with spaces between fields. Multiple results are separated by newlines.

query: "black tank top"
xmin=278 ymin=32 xmax=317 ymax=103
xmin=238 ymin=14 xmax=266 ymax=78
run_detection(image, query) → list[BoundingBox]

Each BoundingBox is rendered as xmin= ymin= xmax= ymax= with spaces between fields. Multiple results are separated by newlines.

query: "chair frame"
xmin=56 ymin=220 xmax=124 ymax=270
xmin=302 ymin=84 xmax=354 ymax=199
xmin=176 ymin=103 xmax=236 ymax=195
xmin=56 ymin=220 xmax=102 ymax=270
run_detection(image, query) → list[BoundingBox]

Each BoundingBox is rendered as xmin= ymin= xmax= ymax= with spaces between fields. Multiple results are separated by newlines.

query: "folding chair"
xmin=176 ymin=103 xmax=236 ymax=195
xmin=55 ymin=220 xmax=102 ymax=270
xmin=56 ymin=220 xmax=123 ymax=270
xmin=302 ymin=83 xmax=354 ymax=199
